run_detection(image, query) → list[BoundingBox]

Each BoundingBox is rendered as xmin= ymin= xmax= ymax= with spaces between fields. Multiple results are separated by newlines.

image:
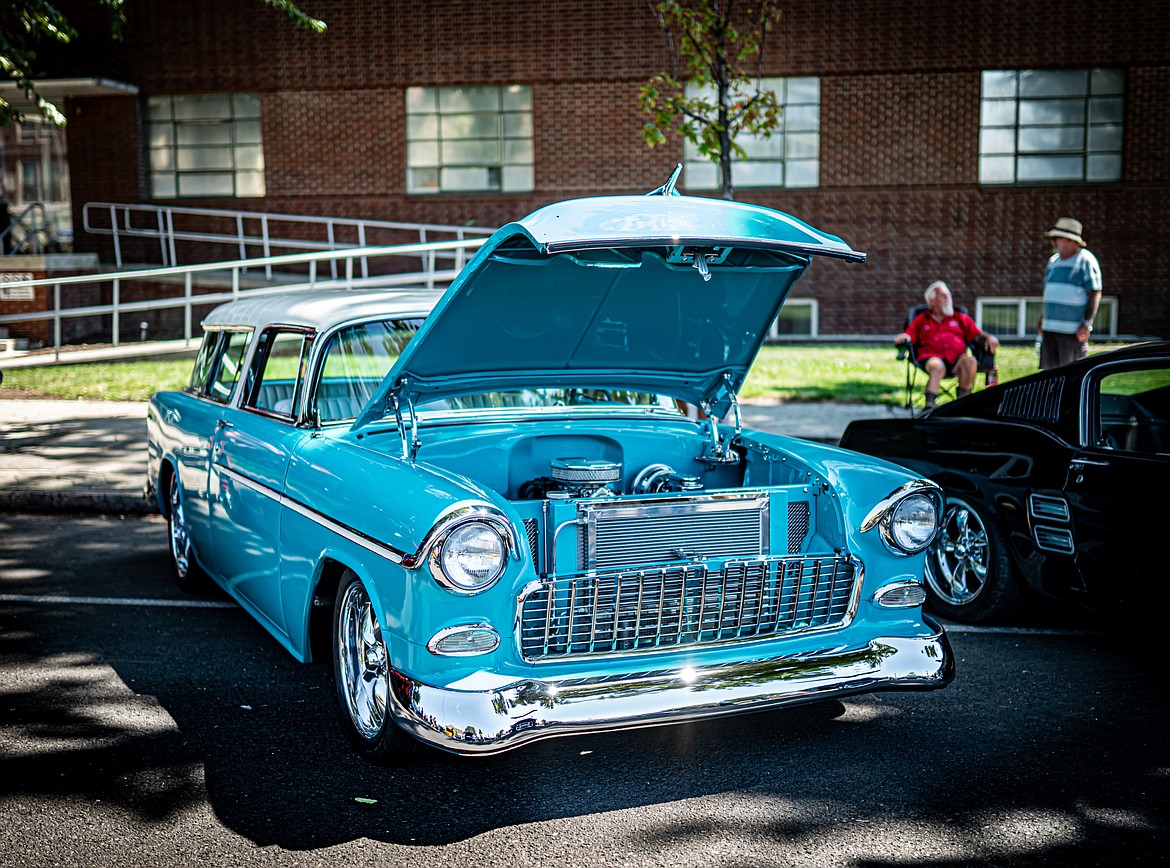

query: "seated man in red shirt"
xmin=895 ymin=280 xmax=1000 ymax=412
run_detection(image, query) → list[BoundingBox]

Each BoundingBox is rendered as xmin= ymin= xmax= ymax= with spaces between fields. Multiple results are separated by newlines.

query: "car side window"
xmin=188 ymin=331 xmax=220 ymax=393
xmin=248 ymin=329 xmax=310 ymax=419
xmin=207 ymin=330 xmax=252 ymax=404
xmin=1095 ymin=365 xmax=1170 ymax=455
xmin=315 ymin=319 xmax=423 ymax=423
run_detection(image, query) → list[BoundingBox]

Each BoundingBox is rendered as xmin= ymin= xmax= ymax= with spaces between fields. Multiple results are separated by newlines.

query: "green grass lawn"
xmin=0 ymin=343 xmax=1126 ymax=404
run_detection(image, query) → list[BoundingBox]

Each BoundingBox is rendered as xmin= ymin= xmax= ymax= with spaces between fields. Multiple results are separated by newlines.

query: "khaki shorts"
xmin=1040 ymin=331 xmax=1088 ymax=370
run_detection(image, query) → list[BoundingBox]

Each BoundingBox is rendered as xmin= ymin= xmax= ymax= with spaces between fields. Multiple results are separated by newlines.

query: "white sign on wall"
xmin=0 ymin=273 xmax=36 ymax=300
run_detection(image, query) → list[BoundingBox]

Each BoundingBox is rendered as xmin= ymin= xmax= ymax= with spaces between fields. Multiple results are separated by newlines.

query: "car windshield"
xmin=416 ymin=388 xmax=682 ymax=413
xmin=315 ymin=318 xmax=424 ymax=423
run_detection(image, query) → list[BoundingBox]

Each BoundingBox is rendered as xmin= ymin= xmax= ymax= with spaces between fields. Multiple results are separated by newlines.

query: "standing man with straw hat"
xmin=1039 ymin=217 xmax=1102 ymax=369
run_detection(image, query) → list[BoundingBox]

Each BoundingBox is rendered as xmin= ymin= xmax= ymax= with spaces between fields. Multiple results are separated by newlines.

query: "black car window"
xmin=248 ymin=329 xmax=310 ymax=419
xmin=207 ymin=330 xmax=251 ymax=404
xmin=1096 ymin=366 xmax=1170 ymax=455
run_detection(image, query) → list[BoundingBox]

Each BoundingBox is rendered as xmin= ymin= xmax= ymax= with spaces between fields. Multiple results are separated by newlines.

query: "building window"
xmin=405 ymin=85 xmax=534 ymax=194
xmin=976 ymin=297 xmax=1118 ymax=338
xmin=684 ymin=77 xmax=820 ymax=190
xmin=768 ymin=299 xmax=818 ymax=339
xmin=979 ymin=69 xmax=1124 ymax=185
xmin=146 ymin=94 xmax=266 ymax=198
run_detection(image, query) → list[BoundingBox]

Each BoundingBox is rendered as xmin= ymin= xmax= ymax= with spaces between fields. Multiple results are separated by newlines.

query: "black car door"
xmin=1062 ymin=358 xmax=1170 ymax=610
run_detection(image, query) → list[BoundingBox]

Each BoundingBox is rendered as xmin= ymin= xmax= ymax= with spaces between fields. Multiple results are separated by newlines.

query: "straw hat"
xmin=1044 ymin=217 xmax=1086 ymax=247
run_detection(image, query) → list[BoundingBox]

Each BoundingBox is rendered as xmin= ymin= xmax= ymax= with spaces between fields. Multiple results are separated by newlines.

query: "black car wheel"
xmin=333 ymin=570 xmax=426 ymax=764
xmin=924 ymin=494 xmax=1020 ymax=623
xmin=168 ymin=472 xmax=209 ymax=592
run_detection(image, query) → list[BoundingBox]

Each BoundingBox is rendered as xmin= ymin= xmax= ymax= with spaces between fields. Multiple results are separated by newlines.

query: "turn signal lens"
xmin=428 ymin=625 xmax=501 ymax=656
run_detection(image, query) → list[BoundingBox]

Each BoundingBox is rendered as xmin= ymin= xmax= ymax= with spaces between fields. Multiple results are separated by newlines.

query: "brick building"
xmin=24 ymin=0 xmax=1170 ymax=340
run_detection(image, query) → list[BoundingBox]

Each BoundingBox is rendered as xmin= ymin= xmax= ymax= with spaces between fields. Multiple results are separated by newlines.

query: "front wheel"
xmin=924 ymin=494 xmax=1020 ymax=623
xmin=332 ymin=570 xmax=425 ymax=764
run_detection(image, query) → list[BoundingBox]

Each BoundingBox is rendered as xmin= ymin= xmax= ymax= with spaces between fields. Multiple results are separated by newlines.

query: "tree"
xmin=639 ymin=0 xmax=783 ymax=200
xmin=0 ymin=0 xmax=326 ymax=127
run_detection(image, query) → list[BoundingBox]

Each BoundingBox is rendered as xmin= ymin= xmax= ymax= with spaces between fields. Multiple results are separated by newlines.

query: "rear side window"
xmin=208 ymin=331 xmax=251 ymax=403
xmin=247 ymin=329 xmax=311 ymax=419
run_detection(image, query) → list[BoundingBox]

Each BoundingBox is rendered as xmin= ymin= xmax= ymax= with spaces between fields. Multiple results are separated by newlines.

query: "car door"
xmin=209 ymin=327 xmax=314 ymax=636
xmin=168 ymin=327 xmax=252 ymax=566
xmin=1062 ymin=358 xmax=1170 ymax=610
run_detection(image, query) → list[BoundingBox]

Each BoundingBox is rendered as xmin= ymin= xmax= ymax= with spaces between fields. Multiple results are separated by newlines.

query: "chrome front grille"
xmin=518 ymin=555 xmax=858 ymax=662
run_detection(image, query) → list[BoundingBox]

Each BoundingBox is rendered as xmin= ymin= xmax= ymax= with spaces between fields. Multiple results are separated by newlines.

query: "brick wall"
xmin=48 ymin=0 xmax=1170 ymax=338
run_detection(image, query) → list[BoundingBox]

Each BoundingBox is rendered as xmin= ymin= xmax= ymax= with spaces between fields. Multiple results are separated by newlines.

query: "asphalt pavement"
xmin=0 ymin=396 xmax=908 ymax=515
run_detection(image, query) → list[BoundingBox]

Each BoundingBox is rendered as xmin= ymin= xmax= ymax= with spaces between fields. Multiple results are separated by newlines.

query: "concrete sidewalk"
xmin=0 ymin=398 xmax=907 ymax=515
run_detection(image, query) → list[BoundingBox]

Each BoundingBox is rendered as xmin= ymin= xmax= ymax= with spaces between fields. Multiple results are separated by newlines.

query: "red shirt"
xmin=904 ymin=310 xmax=982 ymax=363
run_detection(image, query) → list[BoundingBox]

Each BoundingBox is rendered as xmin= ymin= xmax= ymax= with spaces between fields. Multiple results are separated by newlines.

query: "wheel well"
xmin=308 ymin=559 xmax=349 ymax=663
xmin=158 ymin=460 xmax=176 ymax=519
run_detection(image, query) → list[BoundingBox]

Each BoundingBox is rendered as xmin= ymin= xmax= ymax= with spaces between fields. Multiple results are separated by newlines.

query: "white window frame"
xmin=684 ymin=77 xmax=820 ymax=191
xmin=979 ymin=68 xmax=1124 ymax=185
xmin=146 ymin=93 xmax=266 ymax=199
xmin=768 ymin=298 xmax=819 ymax=339
xmin=405 ymin=85 xmax=534 ymax=195
xmin=976 ymin=296 xmax=1119 ymax=337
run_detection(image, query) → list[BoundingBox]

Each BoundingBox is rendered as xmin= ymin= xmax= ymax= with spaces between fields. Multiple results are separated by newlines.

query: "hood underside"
xmin=356 ymin=194 xmax=864 ymax=428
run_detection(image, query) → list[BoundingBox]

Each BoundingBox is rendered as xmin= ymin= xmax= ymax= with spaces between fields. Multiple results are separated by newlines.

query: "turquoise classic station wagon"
xmin=148 ymin=179 xmax=954 ymax=761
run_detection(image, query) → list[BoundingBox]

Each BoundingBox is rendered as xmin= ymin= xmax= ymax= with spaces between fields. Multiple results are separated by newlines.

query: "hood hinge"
xmin=390 ymin=380 xmax=421 ymax=462
xmin=699 ymin=372 xmax=742 ymax=465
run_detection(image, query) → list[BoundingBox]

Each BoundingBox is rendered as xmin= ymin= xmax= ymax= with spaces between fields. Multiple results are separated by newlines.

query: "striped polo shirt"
xmin=1042 ymin=248 xmax=1102 ymax=334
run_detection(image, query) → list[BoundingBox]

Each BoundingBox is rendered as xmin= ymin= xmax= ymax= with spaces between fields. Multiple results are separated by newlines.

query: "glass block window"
xmin=979 ymin=69 xmax=1124 ymax=185
xmin=146 ymin=94 xmax=266 ymax=198
xmin=405 ymin=85 xmax=534 ymax=194
xmin=684 ymin=77 xmax=820 ymax=190
xmin=976 ymin=297 xmax=1118 ymax=337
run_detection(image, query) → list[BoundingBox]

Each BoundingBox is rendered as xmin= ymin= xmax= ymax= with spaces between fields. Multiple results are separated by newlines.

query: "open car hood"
xmin=356 ymin=191 xmax=864 ymax=428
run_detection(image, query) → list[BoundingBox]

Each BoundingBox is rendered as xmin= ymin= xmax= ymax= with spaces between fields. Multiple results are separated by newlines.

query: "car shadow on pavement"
xmin=2 ymin=515 xmax=1168 ymax=863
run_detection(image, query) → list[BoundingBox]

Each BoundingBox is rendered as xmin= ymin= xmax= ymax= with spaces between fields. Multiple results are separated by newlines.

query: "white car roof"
xmin=201 ymin=289 xmax=444 ymax=331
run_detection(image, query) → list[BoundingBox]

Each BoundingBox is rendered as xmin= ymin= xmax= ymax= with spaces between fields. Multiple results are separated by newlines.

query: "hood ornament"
xmin=646 ymin=163 xmax=683 ymax=197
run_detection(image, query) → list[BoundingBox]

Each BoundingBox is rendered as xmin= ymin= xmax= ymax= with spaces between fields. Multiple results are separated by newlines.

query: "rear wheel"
xmin=167 ymin=472 xmax=209 ymax=592
xmin=333 ymin=570 xmax=425 ymax=764
xmin=925 ymin=494 xmax=1020 ymax=623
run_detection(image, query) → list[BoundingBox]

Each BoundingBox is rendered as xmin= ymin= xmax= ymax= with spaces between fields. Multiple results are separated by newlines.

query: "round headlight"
xmin=437 ymin=522 xmax=506 ymax=592
xmin=888 ymin=493 xmax=938 ymax=553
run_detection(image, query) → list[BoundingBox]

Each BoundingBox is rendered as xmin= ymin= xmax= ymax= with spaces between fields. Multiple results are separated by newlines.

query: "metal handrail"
xmin=0 ymin=237 xmax=488 ymax=360
xmin=81 ymin=202 xmax=496 ymax=275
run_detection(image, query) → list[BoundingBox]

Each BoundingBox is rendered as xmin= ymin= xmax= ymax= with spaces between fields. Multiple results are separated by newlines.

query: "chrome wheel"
xmin=926 ymin=497 xmax=990 ymax=607
xmin=924 ymin=494 xmax=1019 ymax=623
xmin=168 ymin=475 xmax=192 ymax=578
xmin=336 ymin=578 xmax=389 ymax=740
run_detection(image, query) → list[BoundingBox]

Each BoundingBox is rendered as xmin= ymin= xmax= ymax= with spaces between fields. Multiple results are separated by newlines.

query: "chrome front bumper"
xmin=387 ymin=623 xmax=954 ymax=756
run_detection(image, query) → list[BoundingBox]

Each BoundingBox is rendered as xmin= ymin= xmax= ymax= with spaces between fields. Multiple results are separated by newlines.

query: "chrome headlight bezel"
xmin=861 ymin=480 xmax=943 ymax=556
xmin=429 ymin=519 xmax=510 ymax=594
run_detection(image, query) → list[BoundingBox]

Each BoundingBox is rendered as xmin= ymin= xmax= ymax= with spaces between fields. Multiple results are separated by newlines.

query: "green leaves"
xmin=0 ymin=0 xmax=323 ymax=126
xmin=639 ymin=0 xmax=784 ymax=198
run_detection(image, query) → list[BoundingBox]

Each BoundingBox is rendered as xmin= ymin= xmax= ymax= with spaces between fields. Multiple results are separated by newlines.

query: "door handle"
xmin=216 ymin=419 xmax=234 ymax=430
xmin=1070 ymin=458 xmax=1108 ymax=467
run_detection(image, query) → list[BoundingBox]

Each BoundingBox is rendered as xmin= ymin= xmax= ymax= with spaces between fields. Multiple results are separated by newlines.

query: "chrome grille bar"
xmin=518 ymin=555 xmax=859 ymax=662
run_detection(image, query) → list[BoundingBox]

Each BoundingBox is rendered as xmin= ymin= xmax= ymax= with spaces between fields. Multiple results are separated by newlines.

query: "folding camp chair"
xmin=898 ymin=304 xmax=997 ymax=412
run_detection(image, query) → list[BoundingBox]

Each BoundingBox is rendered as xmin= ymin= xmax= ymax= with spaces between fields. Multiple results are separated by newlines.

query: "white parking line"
xmin=0 ymin=593 xmax=235 ymax=609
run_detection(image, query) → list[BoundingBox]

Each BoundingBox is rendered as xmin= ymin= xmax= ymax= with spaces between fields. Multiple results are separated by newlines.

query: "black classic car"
xmin=840 ymin=341 xmax=1170 ymax=623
